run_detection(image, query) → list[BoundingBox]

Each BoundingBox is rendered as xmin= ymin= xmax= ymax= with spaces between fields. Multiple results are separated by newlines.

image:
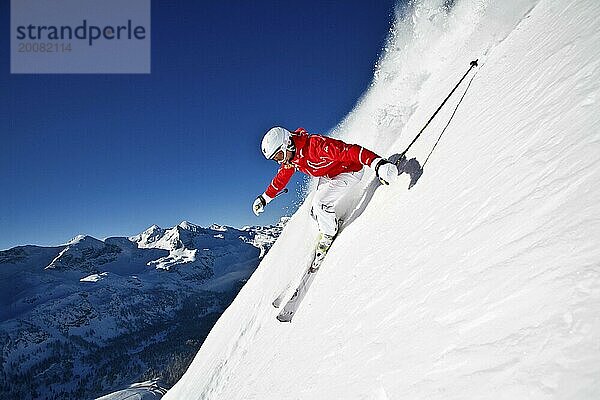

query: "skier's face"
xmin=271 ymin=149 xmax=284 ymax=163
xmin=272 ymin=149 xmax=288 ymax=164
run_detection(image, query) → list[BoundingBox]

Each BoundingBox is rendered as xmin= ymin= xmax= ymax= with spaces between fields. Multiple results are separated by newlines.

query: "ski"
xmin=272 ymin=253 xmax=325 ymax=309
xmin=276 ymin=254 xmax=324 ymax=323
xmin=272 ymin=281 xmax=293 ymax=308
xmin=274 ymin=220 xmax=343 ymax=320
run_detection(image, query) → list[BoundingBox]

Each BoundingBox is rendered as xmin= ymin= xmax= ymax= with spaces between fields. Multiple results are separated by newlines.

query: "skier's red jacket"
xmin=264 ymin=128 xmax=380 ymax=199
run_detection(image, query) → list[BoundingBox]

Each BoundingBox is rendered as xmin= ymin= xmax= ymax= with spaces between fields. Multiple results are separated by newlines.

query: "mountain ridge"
xmin=0 ymin=218 xmax=288 ymax=399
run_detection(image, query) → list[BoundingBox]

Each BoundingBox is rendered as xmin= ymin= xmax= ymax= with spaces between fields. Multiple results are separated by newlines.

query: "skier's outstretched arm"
xmin=320 ymin=137 xmax=399 ymax=185
xmin=253 ymin=166 xmax=295 ymax=216
xmin=318 ymin=136 xmax=378 ymax=166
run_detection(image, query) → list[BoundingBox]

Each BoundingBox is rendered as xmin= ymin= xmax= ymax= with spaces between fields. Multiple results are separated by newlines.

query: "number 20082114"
xmin=17 ymin=42 xmax=72 ymax=52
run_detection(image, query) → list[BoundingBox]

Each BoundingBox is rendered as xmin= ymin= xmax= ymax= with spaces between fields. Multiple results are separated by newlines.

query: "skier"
xmin=253 ymin=126 xmax=399 ymax=262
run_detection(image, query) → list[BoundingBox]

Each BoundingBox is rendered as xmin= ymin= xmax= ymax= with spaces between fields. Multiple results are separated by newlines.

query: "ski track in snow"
xmin=165 ymin=0 xmax=600 ymax=399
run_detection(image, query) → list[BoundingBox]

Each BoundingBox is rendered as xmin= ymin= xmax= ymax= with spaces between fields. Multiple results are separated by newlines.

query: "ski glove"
xmin=252 ymin=193 xmax=272 ymax=216
xmin=372 ymin=158 xmax=399 ymax=185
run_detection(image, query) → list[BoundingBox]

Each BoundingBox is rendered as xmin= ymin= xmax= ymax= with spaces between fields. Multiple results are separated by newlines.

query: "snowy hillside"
xmin=0 ymin=220 xmax=286 ymax=399
xmin=166 ymin=0 xmax=600 ymax=399
xmin=96 ymin=379 xmax=167 ymax=400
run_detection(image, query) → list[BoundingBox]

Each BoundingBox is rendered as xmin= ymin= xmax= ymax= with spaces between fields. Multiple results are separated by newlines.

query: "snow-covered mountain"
xmin=165 ymin=0 xmax=600 ymax=399
xmin=95 ymin=379 xmax=167 ymax=400
xmin=0 ymin=219 xmax=286 ymax=399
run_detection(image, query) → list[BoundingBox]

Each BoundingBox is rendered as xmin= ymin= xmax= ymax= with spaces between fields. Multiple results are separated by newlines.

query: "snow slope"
xmin=166 ymin=0 xmax=600 ymax=398
xmin=95 ymin=379 xmax=167 ymax=400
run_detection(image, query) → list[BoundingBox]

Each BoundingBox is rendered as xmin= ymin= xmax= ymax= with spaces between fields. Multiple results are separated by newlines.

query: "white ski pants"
xmin=311 ymin=169 xmax=364 ymax=236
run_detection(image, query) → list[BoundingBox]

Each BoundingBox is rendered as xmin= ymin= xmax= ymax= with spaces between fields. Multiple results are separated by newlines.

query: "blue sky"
xmin=0 ymin=1 xmax=397 ymax=250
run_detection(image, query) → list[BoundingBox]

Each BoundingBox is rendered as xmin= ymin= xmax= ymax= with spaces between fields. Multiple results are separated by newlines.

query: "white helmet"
xmin=261 ymin=126 xmax=291 ymax=160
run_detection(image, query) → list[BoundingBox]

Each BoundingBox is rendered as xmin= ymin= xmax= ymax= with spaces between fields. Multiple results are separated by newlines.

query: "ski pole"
xmin=400 ymin=59 xmax=478 ymax=158
xmin=274 ymin=188 xmax=288 ymax=199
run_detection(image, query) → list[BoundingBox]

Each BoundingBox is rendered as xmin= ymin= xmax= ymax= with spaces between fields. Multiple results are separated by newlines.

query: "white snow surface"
xmin=80 ymin=272 xmax=109 ymax=282
xmin=166 ymin=0 xmax=600 ymax=399
xmin=95 ymin=379 xmax=167 ymax=400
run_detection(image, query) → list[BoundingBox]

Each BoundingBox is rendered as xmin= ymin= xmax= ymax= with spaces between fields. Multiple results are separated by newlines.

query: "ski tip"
xmin=272 ymin=301 xmax=281 ymax=308
xmin=276 ymin=313 xmax=294 ymax=323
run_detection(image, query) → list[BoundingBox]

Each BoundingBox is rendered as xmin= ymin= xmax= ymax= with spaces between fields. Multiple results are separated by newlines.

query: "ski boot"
xmin=310 ymin=233 xmax=334 ymax=273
